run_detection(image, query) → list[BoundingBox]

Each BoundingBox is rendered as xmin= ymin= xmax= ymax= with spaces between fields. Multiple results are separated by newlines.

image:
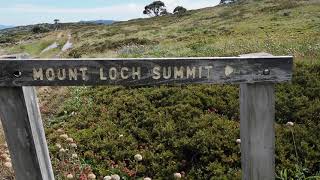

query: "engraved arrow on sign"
xmin=225 ymin=65 xmax=234 ymax=77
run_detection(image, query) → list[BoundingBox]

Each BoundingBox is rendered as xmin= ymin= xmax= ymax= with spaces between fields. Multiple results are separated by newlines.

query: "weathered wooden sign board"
xmin=0 ymin=56 xmax=293 ymax=180
xmin=0 ymin=57 xmax=292 ymax=86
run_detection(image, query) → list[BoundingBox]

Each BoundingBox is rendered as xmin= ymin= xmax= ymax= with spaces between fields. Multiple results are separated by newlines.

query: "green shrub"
xmin=31 ymin=26 xmax=50 ymax=34
xmin=68 ymin=49 xmax=83 ymax=58
xmin=0 ymin=35 xmax=14 ymax=44
xmin=275 ymin=62 xmax=320 ymax=124
xmin=275 ymin=123 xmax=320 ymax=179
xmin=47 ymin=85 xmax=241 ymax=179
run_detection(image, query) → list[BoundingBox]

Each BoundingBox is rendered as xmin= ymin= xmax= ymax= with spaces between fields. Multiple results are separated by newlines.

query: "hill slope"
xmin=2 ymin=0 xmax=320 ymax=61
xmin=79 ymin=20 xmax=115 ymax=25
xmin=1 ymin=0 xmax=320 ymax=179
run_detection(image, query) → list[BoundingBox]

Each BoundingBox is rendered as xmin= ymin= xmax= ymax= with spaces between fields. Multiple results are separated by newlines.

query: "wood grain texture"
xmin=0 ymin=87 xmax=43 ymax=180
xmin=0 ymin=57 xmax=293 ymax=86
xmin=22 ymin=87 xmax=55 ymax=180
xmin=0 ymin=55 xmax=54 ymax=180
xmin=240 ymin=83 xmax=275 ymax=180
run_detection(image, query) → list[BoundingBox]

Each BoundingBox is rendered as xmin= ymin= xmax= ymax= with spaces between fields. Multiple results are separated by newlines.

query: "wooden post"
xmin=240 ymin=53 xmax=276 ymax=180
xmin=0 ymin=87 xmax=54 ymax=180
xmin=0 ymin=54 xmax=54 ymax=180
xmin=240 ymin=83 xmax=275 ymax=180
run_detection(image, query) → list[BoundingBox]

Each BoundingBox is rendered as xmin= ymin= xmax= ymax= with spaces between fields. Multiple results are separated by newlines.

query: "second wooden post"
xmin=240 ymin=83 xmax=275 ymax=180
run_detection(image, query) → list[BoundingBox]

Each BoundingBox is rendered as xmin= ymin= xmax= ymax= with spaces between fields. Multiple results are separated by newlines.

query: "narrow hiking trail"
xmin=1 ymin=31 xmax=73 ymax=59
xmin=40 ymin=32 xmax=64 ymax=55
xmin=39 ymin=31 xmax=73 ymax=58
xmin=62 ymin=34 xmax=73 ymax=52
xmin=54 ymin=33 xmax=73 ymax=58
xmin=40 ymin=42 xmax=59 ymax=54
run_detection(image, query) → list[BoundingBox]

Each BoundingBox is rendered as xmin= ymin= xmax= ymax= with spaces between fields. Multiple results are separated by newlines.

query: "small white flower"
xmin=174 ymin=173 xmax=182 ymax=179
xmin=0 ymin=153 xmax=9 ymax=159
xmin=4 ymin=162 xmax=12 ymax=168
xmin=111 ymin=174 xmax=120 ymax=180
xmin=134 ymin=154 xmax=143 ymax=161
xmin=71 ymin=111 xmax=76 ymax=116
xmin=60 ymin=134 xmax=68 ymax=139
xmin=72 ymin=153 xmax=78 ymax=158
xmin=66 ymin=138 xmax=74 ymax=143
xmin=103 ymin=176 xmax=112 ymax=180
xmin=236 ymin=139 xmax=241 ymax=144
xmin=88 ymin=173 xmax=96 ymax=179
xmin=144 ymin=177 xmax=152 ymax=180
xmin=119 ymin=134 xmax=124 ymax=138
xmin=5 ymin=157 xmax=11 ymax=162
xmin=286 ymin=121 xmax=294 ymax=126
xmin=59 ymin=148 xmax=66 ymax=153
xmin=56 ymin=143 xmax=62 ymax=149
xmin=66 ymin=174 xmax=74 ymax=179
xmin=70 ymin=143 xmax=77 ymax=148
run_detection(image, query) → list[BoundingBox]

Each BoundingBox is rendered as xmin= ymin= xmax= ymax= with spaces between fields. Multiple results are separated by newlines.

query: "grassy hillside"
xmin=67 ymin=0 xmax=320 ymax=61
xmin=1 ymin=0 xmax=320 ymax=179
xmin=2 ymin=0 xmax=320 ymax=60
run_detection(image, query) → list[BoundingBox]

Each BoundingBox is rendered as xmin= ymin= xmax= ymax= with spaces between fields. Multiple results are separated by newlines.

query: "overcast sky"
xmin=0 ymin=0 xmax=220 ymax=26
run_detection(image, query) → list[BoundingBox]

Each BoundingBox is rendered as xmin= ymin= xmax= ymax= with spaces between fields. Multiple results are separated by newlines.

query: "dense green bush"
xmin=0 ymin=35 xmax=14 ymax=44
xmin=31 ymin=25 xmax=50 ymax=34
xmin=275 ymin=124 xmax=320 ymax=179
xmin=275 ymin=62 xmax=320 ymax=124
xmin=46 ymin=62 xmax=320 ymax=179
xmin=68 ymin=49 xmax=82 ymax=58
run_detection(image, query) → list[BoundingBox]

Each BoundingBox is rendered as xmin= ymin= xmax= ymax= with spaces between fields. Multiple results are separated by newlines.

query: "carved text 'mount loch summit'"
xmin=0 ymin=57 xmax=293 ymax=86
xmin=32 ymin=66 xmax=214 ymax=81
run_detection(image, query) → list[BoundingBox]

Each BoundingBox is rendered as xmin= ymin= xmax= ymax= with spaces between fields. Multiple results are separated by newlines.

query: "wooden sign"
xmin=0 ymin=55 xmax=294 ymax=180
xmin=0 ymin=57 xmax=292 ymax=86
